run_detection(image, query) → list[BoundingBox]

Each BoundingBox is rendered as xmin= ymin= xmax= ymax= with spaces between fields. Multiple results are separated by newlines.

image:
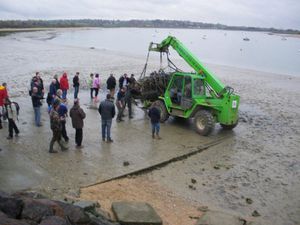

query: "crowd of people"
xmin=0 ymin=71 xmax=162 ymax=153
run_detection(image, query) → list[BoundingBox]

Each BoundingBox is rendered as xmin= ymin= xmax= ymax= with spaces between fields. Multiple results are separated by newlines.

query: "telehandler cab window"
xmin=169 ymin=76 xmax=183 ymax=104
xmin=184 ymin=76 xmax=192 ymax=98
xmin=194 ymin=79 xmax=204 ymax=96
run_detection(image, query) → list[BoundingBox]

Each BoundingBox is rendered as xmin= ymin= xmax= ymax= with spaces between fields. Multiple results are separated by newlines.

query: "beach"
xmin=0 ymin=29 xmax=299 ymax=225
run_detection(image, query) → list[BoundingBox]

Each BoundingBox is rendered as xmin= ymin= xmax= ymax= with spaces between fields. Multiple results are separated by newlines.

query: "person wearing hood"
xmin=47 ymin=79 xmax=57 ymax=108
xmin=106 ymin=74 xmax=116 ymax=98
xmin=0 ymin=83 xmax=8 ymax=129
xmin=87 ymin=73 xmax=94 ymax=99
xmin=69 ymin=99 xmax=86 ymax=148
xmin=49 ymin=99 xmax=68 ymax=153
xmin=5 ymin=98 xmax=19 ymax=140
xmin=53 ymin=74 xmax=60 ymax=90
xmin=60 ymin=72 xmax=69 ymax=100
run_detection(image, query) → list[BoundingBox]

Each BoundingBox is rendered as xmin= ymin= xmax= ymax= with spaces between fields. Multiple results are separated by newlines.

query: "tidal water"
xmin=48 ymin=28 xmax=300 ymax=76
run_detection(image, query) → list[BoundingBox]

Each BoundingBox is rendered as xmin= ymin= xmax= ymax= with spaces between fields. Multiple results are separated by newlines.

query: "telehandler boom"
xmin=143 ymin=36 xmax=240 ymax=135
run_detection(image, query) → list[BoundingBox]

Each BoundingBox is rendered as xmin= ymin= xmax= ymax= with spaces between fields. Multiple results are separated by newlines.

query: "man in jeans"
xmin=31 ymin=87 xmax=43 ymax=126
xmin=116 ymin=87 xmax=126 ymax=122
xmin=98 ymin=94 xmax=115 ymax=143
xmin=148 ymin=101 xmax=162 ymax=139
xmin=73 ymin=72 xmax=80 ymax=99
xmin=69 ymin=99 xmax=86 ymax=148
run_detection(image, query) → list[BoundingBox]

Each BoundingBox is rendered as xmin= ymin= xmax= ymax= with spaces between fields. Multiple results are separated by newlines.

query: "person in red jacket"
xmin=0 ymin=83 xmax=8 ymax=129
xmin=59 ymin=72 xmax=69 ymax=100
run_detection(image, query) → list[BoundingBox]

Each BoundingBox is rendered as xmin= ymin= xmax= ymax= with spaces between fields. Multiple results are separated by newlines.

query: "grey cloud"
xmin=0 ymin=0 xmax=299 ymax=29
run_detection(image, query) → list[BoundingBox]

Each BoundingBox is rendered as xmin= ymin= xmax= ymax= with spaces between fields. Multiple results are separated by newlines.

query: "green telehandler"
xmin=138 ymin=36 xmax=240 ymax=136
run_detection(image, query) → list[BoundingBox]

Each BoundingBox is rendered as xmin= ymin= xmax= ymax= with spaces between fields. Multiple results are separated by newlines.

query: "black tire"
xmin=221 ymin=120 xmax=238 ymax=130
xmin=194 ymin=110 xmax=215 ymax=136
xmin=155 ymin=100 xmax=169 ymax=123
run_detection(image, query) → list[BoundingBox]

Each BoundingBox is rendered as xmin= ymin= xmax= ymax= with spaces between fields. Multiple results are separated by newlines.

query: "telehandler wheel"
xmin=221 ymin=120 xmax=238 ymax=130
xmin=154 ymin=100 xmax=169 ymax=123
xmin=194 ymin=110 xmax=215 ymax=136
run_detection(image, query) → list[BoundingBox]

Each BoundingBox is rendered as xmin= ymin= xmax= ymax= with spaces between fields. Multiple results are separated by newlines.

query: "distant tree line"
xmin=0 ymin=19 xmax=299 ymax=34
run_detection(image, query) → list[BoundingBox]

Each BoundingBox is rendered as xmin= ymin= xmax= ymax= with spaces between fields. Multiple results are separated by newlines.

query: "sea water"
xmin=48 ymin=28 xmax=300 ymax=76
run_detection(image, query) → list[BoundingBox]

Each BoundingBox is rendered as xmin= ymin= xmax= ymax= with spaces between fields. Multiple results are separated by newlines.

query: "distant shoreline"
xmin=0 ymin=19 xmax=299 ymax=35
xmin=1 ymin=27 xmax=300 ymax=39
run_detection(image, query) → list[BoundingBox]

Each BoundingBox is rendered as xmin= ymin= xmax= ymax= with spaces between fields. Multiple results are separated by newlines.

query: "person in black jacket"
xmin=73 ymin=72 xmax=80 ymax=99
xmin=118 ymin=73 xmax=130 ymax=89
xmin=106 ymin=74 xmax=116 ymax=97
xmin=53 ymin=74 xmax=60 ymax=90
xmin=148 ymin=102 xmax=162 ymax=139
xmin=31 ymin=87 xmax=43 ymax=126
xmin=98 ymin=94 xmax=116 ymax=143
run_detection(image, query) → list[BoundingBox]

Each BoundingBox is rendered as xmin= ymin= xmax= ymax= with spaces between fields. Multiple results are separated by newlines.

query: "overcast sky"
xmin=0 ymin=0 xmax=299 ymax=29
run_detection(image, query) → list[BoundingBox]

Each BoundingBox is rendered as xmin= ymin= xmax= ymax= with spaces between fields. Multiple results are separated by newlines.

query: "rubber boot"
xmin=58 ymin=140 xmax=68 ymax=151
xmin=49 ymin=140 xmax=58 ymax=153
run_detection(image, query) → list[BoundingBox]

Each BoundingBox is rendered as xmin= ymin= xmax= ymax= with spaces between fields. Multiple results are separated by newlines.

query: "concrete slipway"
xmin=0 ymin=90 xmax=232 ymax=195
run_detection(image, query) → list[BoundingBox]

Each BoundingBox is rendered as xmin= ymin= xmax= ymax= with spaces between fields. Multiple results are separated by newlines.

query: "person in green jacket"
xmin=87 ymin=73 xmax=94 ymax=99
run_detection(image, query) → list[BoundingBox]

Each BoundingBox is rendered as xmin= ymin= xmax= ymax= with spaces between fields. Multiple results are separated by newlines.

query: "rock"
xmin=197 ymin=206 xmax=209 ymax=212
xmin=196 ymin=210 xmax=246 ymax=225
xmin=213 ymin=165 xmax=220 ymax=170
xmin=39 ymin=216 xmax=68 ymax=225
xmin=55 ymin=201 xmax=91 ymax=224
xmin=0 ymin=217 xmax=30 ymax=225
xmin=188 ymin=185 xmax=196 ymax=190
xmin=21 ymin=198 xmax=56 ymax=223
xmin=0 ymin=191 xmax=23 ymax=219
xmin=0 ymin=210 xmax=8 ymax=219
xmin=123 ymin=161 xmax=130 ymax=167
xmin=0 ymin=210 xmax=29 ymax=225
xmin=95 ymin=208 xmax=112 ymax=221
xmin=13 ymin=191 xmax=47 ymax=200
xmin=191 ymin=178 xmax=197 ymax=184
xmin=239 ymin=116 xmax=248 ymax=123
xmin=87 ymin=212 xmax=119 ymax=225
xmin=112 ymin=201 xmax=162 ymax=225
xmin=86 ymin=207 xmax=112 ymax=222
xmin=74 ymin=200 xmax=100 ymax=213
xmin=246 ymin=198 xmax=253 ymax=204
xmin=252 ymin=210 xmax=261 ymax=217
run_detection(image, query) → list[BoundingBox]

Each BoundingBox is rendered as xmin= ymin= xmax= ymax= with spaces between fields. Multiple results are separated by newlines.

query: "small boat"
xmin=243 ymin=37 xmax=250 ymax=41
xmin=281 ymin=37 xmax=287 ymax=41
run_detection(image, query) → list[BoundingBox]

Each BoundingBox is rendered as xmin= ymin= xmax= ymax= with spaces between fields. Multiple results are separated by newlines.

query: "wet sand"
xmin=0 ymin=30 xmax=299 ymax=225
